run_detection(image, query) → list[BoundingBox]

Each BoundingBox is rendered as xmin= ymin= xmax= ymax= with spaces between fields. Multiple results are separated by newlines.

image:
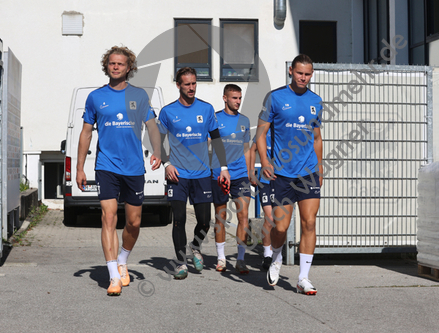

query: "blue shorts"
xmin=95 ymin=170 xmax=145 ymax=206
xmin=211 ymin=177 xmax=251 ymax=204
xmin=167 ymin=177 xmax=212 ymax=205
xmin=258 ymin=180 xmax=275 ymax=207
xmin=272 ymin=172 xmax=320 ymax=207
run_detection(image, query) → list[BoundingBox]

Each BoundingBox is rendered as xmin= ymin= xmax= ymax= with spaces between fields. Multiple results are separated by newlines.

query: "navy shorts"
xmin=272 ymin=172 xmax=321 ymax=207
xmin=211 ymin=177 xmax=251 ymax=204
xmin=167 ymin=177 xmax=212 ymax=205
xmin=258 ymin=180 xmax=275 ymax=207
xmin=95 ymin=170 xmax=145 ymax=206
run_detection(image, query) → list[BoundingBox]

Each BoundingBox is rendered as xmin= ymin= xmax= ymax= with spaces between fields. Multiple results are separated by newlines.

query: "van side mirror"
xmin=60 ymin=140 xmax=66 ymax=154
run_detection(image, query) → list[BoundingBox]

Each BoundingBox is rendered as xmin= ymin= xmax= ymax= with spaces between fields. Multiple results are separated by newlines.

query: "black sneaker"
xmin=262 ymin=256 xmax=272 ymax=271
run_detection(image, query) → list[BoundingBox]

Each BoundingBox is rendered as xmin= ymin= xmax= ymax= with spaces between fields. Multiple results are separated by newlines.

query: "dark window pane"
xmin=176 ymin=23 xmax=209 ymax=65
xmin=411 ymin=45 xmax=425 ymax=65
xmin=410 ymin=0 xmax=424 ymax=45
xmin=300 ymin=21 xmax=337 ymax=63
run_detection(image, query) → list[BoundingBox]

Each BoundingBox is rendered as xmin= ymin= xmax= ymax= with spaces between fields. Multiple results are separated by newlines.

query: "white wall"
xmin=0 ymin=0 xmax=298 ymax=155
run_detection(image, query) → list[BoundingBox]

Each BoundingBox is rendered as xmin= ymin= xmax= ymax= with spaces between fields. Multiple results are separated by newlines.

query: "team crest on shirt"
xmin=197 ymin=115 xmax=203 ymax=123
xmin=310 ymin=106 xmax=316 ymax=115
xmin=240 ymin=125 xmax=245 ymax=132
xmin=130 ymin=101 xmax=137 ymax=110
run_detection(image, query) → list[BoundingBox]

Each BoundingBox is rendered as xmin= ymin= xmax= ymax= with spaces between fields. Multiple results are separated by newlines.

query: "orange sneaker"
xmin=107 ymin=278 xmax=122 ymax=296
xmin=118 ymin=264 xmax=130 ymax=287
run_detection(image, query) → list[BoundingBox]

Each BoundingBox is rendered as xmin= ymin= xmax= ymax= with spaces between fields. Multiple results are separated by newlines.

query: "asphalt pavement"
xmin=0 ymin=208 xmax=438 ymax=333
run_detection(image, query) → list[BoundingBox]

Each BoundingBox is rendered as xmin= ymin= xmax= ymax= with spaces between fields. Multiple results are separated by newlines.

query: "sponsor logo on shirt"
xmin=186 ymin=126 xmax=192 ymax=132
xmin=100 ymin=102 xmax=109 ymax=109
xmin=173 ymin=116 xmax=181 ymax=123
xmin=282 ymin=104 xmax=291 ymax=110
xmin=286 ymin=123 xmax=293 ymax=127
xmin=219 ymin=123 xmax=225 ymax=129
xmin=104 ymin=113 xmax=135 ymax=127
xmin=197 ymin=115 xmax=203 ymax=123
xmin=130 ymin=101 xmax=137 ymax=110
xmin=231 ymin=133 xmax=236 ymax=139
xmin=298 ymin=116 xmax=305 ymax=123
xmin=310 ymin=106 xmax=316 ymax=115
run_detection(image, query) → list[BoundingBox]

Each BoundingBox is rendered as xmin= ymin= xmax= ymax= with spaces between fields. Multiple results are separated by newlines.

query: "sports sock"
xmin=272 ymin=245 xmax=283 ymax=264
xmin=263 ymin=245 xmax=273 ymax=258
xmin=117 ymin=247 xmax=131 ymax=265
xmin=298 ymin=253 xmax=314 ymax=281
xmin=216 ymin=242 xmax=226 ymax=260
xmin=237 ymin=244 xmax=246 ymax=261
xmin=107 ymin=260 xmax=120 ymax=280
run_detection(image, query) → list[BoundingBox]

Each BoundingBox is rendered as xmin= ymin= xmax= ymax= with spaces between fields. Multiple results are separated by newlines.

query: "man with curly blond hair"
xmin=76 ymin=46 xmax=161 ymax=296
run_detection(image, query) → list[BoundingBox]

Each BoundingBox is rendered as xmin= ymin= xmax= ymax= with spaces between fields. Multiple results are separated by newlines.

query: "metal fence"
xmin=285 ymin=63 xmax=432 ymax=259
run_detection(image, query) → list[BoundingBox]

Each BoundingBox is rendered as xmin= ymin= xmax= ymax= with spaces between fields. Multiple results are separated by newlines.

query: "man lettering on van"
xmin=76 ymin=46 xmax=161 ymax=296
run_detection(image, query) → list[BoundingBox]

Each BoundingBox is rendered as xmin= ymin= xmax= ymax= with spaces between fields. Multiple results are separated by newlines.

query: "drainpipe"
xmin=274 ymin=0 xmax=287 ymax=26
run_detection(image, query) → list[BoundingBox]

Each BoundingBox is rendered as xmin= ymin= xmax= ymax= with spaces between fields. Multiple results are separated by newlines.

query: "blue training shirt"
xmin=259 ymin=85 xmax=322 ymax=178
xmin=158 ymin=98 xmax=218 ymax=179
xmin=211 ymin=109 xmax=250 ymax=180
xmin=83 ymin=83 xmax=156 ymax=176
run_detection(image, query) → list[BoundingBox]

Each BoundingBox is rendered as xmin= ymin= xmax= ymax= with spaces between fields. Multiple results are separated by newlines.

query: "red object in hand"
xmin=218 ymin=177 xmax=230 ymax=195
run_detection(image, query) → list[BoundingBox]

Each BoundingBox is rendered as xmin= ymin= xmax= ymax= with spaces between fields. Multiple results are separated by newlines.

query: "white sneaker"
xmin=267 ymin=261 xmax=282 ymax=286
xmin=297 ymin=277 xmax=317 ymax=295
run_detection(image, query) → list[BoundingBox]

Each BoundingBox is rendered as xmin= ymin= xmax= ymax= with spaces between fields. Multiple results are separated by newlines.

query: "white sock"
xmin=237 ymin=244 xmax=246 ymax=261
xmin=272 ymin=245 xmax=283 ymax=264
xmin=263 ymin=245 xmax=273 ymax=258
xmin=216 ymin=242 xmax=226 ymax=260
xmin=117 ymin=247 xmax=131 ymax=265
xmin=298 ymin=253 xmax=314 ymax=281
xmin=107 ymin=260 xmax=120 ymax=280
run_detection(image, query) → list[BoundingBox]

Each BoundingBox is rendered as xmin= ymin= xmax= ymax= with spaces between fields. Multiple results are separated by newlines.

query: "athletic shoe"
xmin=107 ymin=277 xmax=122 ymax=296
xmin=267 ymin=261 xmax=282 ymax=286
xmin=118 ymin=264 xmax=130 ymax=287
xmin=235 ymin=260 xmax=250 ymax=275
xmin=190 ymin=243 xmax=204 ymax=271
xmin=297 ymin=278 xmax=317 ymax=295
xmin=174 ymin=264 xmax=188 ymax=280
xmin=262 ymin=256 xmax=272 ymax=271
xmin=216 ymin=259 xmax=227 ymax=272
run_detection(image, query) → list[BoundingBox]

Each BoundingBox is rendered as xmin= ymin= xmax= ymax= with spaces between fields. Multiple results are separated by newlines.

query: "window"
xmin=363 ymin=0 xmax=389 ymax=64
xmin=220 ymin=20 xmax=258 ymax=82
xmin=299 ymin=21 xmax=337 ymax=63
xmin=62 ymin=12 xmax=83 ymax=36
xmin=174 ymin=19 xmax=212 ymax=81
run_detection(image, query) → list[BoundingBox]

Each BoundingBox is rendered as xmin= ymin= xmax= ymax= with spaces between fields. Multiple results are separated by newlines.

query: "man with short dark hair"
xmin=77 ymin=46 xmax=161 ymax=296
xmin=257 ymin=54 xmax=323 ymax=295
xmin=158 ymin=67 xmax=230 ymax=279
xmin=211 ymin=84 xmax=251 ymax=274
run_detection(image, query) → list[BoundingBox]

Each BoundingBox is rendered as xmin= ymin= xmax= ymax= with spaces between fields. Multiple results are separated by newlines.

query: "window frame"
xmin=174 ymin=19 xmax=212 ymax=82
xmin=219 ymin=19 xmax=259 ymax=82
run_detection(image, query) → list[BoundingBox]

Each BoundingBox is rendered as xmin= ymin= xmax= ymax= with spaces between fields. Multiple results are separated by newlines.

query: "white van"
xmin=60 ymin=86 xmax=171 ymax=226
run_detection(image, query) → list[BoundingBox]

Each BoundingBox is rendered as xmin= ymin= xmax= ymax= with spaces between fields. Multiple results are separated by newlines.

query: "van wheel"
xmin=64 ymin=207 xmax=77 ymax=226
xmin=159 ymin=206 xmax=172 ymax=225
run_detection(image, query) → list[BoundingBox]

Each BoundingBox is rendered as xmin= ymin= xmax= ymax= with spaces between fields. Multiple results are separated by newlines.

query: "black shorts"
xmin=272 ymin=172 xmax=320 ymax=207
xmin=167 ymin=177 xmax=212 ymax=205
xmin=211 ymin=177 xmax=251 ymax=204
xmin=258 ymin=180 xmax=275 ymax=207
xmin=95 ymin=170 xmax=145 ymax=206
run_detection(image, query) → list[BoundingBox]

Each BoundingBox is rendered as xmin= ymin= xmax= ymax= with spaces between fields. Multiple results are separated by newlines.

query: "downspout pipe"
xmin=274 ymin=0 xmax=287 ymax=26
